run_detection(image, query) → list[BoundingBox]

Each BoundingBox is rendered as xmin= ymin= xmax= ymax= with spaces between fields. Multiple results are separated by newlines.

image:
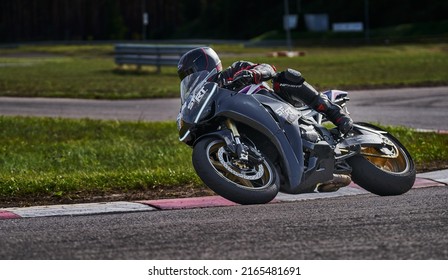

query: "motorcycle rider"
xmin=177 ymin=47 xmax=353 ymax=134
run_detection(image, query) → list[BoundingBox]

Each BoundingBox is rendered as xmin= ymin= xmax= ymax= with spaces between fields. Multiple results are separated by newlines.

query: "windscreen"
xmin=180 ymin=69 xmax=217 ymax=104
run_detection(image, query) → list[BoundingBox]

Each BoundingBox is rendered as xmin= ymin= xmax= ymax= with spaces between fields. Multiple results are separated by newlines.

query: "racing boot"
xmin=273 ymin=69 xmax=353 ymax=134
xmin=313 ymin=93 xmax=353 ymax=135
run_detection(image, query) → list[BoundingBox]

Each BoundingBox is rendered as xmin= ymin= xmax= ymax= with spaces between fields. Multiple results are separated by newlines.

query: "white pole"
xmin=284 ymin=0 xmax=293 ymax=52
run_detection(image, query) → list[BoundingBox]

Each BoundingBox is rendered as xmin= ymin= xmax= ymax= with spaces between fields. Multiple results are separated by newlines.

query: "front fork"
xmin=225 ymin=119 xmax=249 ymax=161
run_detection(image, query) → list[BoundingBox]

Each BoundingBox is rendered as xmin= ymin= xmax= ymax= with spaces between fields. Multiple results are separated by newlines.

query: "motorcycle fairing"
xmin=178 ymin=82 xmax=225 ymax=144
xmin=253 ymin=94 xmax=335 ymax=194
xmin=178 ymin=79 xmax=334 ymax=194
xmin=210 ymin=88 xmax=304 ymax=193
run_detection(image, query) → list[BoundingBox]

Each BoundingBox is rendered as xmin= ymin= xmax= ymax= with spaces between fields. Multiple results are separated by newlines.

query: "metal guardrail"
xmin=114 ymin=44 xmax=204 ymax=72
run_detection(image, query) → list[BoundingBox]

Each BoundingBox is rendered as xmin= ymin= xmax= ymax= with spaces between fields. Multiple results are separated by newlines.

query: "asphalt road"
xmin=1 ymin=187 xmax=447 ymax=259
xmin=1 ymin=86 xmax=447 ymax=130
xmin=348 ymin=86 xmax=448 ymax=131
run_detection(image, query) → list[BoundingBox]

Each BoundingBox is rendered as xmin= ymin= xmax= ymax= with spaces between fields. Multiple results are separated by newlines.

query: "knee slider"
xmin=283 ymin=69 xmax=305 ymax=84
xmin=273 ymin=69 xmax=307 ymax=107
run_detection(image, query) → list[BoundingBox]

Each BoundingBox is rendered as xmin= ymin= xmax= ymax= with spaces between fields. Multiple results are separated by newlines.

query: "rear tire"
xmin=192 ymin=137 xmax=280 ymax=204
xmin=347 ymin=123 xmax=416 ymax=196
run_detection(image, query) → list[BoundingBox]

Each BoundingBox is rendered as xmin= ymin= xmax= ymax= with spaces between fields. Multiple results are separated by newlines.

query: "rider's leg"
xmin=273 ymin=69 xmax=353 ymax=134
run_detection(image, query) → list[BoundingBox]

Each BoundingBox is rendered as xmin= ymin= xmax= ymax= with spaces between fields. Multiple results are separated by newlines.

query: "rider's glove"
xmin=231 ymin=69 xmax=262 ymax=91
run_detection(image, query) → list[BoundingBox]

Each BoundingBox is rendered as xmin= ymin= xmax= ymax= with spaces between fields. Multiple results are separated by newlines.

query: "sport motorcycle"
xmin=176 ymin=69 xmax=416 ymax=204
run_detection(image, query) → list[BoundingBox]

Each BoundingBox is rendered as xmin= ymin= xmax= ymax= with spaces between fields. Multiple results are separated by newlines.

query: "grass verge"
xmin=0 ymin=116 xmax=447 ymax=207
xmin=0 ymin=43 xmax=447 ymax=99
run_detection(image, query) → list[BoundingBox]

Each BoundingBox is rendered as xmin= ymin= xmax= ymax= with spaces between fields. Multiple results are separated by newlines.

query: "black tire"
xmin=347 ymin=123 xmax=416 ymax=196
xmin=192 ymin=136 xmax=280 ymax=205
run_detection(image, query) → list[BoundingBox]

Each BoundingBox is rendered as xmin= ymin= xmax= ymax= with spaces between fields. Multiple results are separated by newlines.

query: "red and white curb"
xmin=1 ymin=172 xmax=446 ymax=220
xmin=0 ymin=201 xmax=154 ymax=219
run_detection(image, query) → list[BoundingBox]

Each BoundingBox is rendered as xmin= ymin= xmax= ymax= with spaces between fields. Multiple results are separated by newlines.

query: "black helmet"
xmin=177 ymin=47 xmax=222 ymax=81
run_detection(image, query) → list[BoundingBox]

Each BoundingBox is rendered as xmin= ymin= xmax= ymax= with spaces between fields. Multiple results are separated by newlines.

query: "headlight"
xmin=176 ymin=113 xmax=183 ymax=131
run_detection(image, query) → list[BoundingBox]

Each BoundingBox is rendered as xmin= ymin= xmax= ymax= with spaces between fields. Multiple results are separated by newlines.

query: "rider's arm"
xmin=218 ymin=61 xmax=276 ymax=86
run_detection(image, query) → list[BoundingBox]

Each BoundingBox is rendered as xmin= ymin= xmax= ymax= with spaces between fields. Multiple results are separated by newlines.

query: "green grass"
xmin=0 ymin=43 xmax=447 ymax=99
xmin=0 ymin=116 xmax=447 ymax=201
xmin=0 ymin=56 xmax=180 ymax=99
xmin=242 ymin=44 xmax=448 ymax=89
xmin=0 ymin=116 xmax=199 ymax=199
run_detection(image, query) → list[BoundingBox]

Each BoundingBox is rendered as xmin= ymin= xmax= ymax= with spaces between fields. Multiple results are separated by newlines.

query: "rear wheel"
xmin=347 ymin=123 xmax=416 ymax=196
xmin=192 ymin=137 xmax=279 ymax=204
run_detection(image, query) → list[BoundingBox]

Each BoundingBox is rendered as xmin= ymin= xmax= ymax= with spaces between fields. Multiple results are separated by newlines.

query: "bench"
xmin=114 ymin=44 xmax=205 ymax=73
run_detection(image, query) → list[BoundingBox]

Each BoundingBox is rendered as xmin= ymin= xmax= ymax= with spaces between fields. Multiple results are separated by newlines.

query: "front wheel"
xmin=192 ymin=137 xmax=280 ymax=205
xmin=347 ymin=123 xmax=416 ymax=196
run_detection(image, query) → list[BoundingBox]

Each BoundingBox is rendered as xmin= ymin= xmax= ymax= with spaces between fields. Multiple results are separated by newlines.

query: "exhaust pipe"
xmin=317 ymin=174 xmax=352 ymax=192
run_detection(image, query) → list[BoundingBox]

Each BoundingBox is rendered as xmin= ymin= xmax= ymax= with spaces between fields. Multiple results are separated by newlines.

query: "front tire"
xmin=347 ymin=123 xmax=416 ymax=196
xmin=192 ymin=137 xmax=280 ymax=205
